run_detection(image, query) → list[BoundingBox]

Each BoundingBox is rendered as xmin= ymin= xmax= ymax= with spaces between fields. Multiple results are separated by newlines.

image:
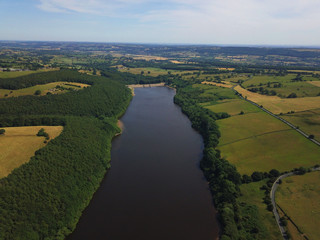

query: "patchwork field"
xmin=282 ymin=110 xmax=320 ymax=142
xmin=0 ymin=126 xmax=63 ymax=178
xmin=0 ymin=81 xmax=90 ymax=98
xmin=235 ymin=85 xmax=320 ymax=114
xmin=276 ymin=171 xmax=320 ymax=240
xmin=239 ymin=180 xmax=282 ymax=240
xmin=242 ymin=74 xmax=320 ymax=98
xmin=117 ymin=66 xmax=183 ymax=77
xmin=205 ymin=99 xmax=262 ymax=116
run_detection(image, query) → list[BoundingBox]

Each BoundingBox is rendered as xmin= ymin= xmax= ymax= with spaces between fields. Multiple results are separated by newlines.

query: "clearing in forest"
xmin=0 ymin=81 xmax=90 ymax=98
xmin=0 ymin=126 xmax=63 ymax=178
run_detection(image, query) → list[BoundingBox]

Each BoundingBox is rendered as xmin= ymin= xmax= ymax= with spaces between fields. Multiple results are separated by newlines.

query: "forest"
xmin=0 ymin=70 xmax=132 ymax=239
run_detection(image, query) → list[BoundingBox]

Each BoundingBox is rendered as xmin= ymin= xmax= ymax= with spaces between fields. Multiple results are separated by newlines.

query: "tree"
xmin=0 ymin=129 xmax=5 ymax=135
xmin=251 ymin=171 xmax=264 ymax=182
xmin=34 ymin=90 xmax=41 ymax=95
xmin=287 ymin=92 xmax=297 ymax=98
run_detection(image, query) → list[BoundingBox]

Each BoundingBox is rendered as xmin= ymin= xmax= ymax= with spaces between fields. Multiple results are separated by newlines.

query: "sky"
xmin=0 ymin=0 xmax=320 ymax=46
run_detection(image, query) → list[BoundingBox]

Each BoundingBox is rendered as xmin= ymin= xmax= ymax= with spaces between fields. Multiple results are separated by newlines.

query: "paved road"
xmin=270 ymin=167 xmax=320 ymax=240
xmin=231 ymin=85 xmax=320 ymax=147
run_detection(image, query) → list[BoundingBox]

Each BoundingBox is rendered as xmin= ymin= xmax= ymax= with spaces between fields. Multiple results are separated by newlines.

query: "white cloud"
xmin=36 ymin=0 xmax=320 ymax=45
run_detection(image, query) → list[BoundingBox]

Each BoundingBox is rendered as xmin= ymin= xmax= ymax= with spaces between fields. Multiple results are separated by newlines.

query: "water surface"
xmin=68 ymin=87 xmax=219 ymax=240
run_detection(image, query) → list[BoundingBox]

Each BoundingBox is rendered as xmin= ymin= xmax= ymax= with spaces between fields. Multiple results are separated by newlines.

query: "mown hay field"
xmin=276 ymin=171 xmax=320 ymax=240
xmin=0 ymin=126 xmax=63 ymax=178
xmin=217 ymin=112 xmax=291 ymax=145
xmin=205 ymin=99 xmax=262 ymax=116
xmin=239 ymin=180 xmax=282 ymax=240
xmin=235 ymin=85 xmax=320 ymax=114
xmin=202 ymin=81 xmax=234 ymax=88
xmin=0 ymin=81 xmax=90 ymax=98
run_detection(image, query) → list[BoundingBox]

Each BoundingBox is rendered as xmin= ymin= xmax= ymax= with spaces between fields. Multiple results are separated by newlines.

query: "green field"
xmin=239 ymin=180 xmax=282 ymax=240
xmin=0 ymin=69 xmax=57 ymax=78
xmin=0 ymin=82 xmax=89 ymax=98
xmin=204 ymin=99 xmax=262 ymax=116
xmin=192 ymin=83 xmax=238 ymax=101
xmin=217 ymin=112 xmax=291 ymax=145
xmin=276 ymin=171 xmax=320 ymax=240
xmin=282 ymin=109 xmax=320 ymax=141
xmin=219 ymin=129 xmax=320 ymax=175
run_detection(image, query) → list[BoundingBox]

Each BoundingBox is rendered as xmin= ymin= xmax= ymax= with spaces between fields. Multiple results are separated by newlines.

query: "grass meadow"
xmin=282 ymin=109 xmax=320 ymax=141
xmin=205 ymin=99 xmax=262 ymax=116
xmin=276 ymin=171 xmax=320 ymax=240
xmin=0 ymin=69 xmax=58 ymax=78
xmin=0 ymin=126 xmax=63 ymax=178
xmin=239 ymin=180 xmax=282 ymax=240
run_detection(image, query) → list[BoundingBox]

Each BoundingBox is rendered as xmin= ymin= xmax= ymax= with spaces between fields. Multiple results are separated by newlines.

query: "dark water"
xmin=68 ymin=87 xmax=219 ymax=240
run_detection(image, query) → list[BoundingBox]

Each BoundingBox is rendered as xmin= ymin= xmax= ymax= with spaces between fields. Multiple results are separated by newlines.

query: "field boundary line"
xmin=219 ymin=129 xmax=293 ymax=147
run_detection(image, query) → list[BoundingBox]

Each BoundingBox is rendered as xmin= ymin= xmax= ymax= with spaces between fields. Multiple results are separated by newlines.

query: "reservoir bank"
xmin=68 ymin=87 xmax=219 ymax=240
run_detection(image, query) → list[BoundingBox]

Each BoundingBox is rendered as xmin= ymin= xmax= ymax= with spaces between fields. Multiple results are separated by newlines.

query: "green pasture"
xmin=0 ymin=69 xmax=56 ymax=78
xmin=205 ymin=99 xmax=262 ymax=116
xmin=219 ymin=129 xmax=320 ymax=175
xmin=282 ymin=110 xmax=320 ymax=141
xmin=276 ymin=171 xmax=320 ymax=240
xmin=239 ymin=180 xmax=282 ymax=240
xmin=217 ymin=112 xmax=291 ymax=145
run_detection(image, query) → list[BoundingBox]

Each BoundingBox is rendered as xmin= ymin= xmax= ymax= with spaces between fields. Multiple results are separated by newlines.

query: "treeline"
xmin=0 ymin=70 xmax=132 ymax=239
xmin=0 ymin=71 xmax=130 ymax=117
xmin=173 ymin=79 xmax=269 ymax=240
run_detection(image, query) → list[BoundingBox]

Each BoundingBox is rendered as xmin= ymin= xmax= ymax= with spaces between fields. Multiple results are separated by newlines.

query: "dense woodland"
xmin=0 ymin=70 xmax=132 ymax=239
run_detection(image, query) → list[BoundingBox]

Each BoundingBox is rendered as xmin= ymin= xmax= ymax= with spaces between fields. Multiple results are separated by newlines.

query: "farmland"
xmin=239 ymin=180 xmax=282 ymax=240
xmin=0 ymin=81 xmax=90 ymax=98
xmin=218 ymin=129 xmax=320 ymax=175
xmin=0 ymin=126 xmax=63 ymax=178
xmin=242 ymin=74 xmax=320 ymax=98
xmin=276 ymin=171 xmax=320 ymax=240
xmin=282 ymin=109 xmax=320 ymax=141
xmin=235 ymin=85 xmax=320 ymax=114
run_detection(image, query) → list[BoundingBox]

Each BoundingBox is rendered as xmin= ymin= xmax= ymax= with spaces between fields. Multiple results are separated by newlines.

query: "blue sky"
xmin=1 ymin=0 xmax=320 ymax=46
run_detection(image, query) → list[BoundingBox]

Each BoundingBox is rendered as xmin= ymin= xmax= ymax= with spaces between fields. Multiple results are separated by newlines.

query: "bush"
xmin=34 ymin=90 xmax=41 ymax=95
xmin=0 ymin=129 xmax=5 ymax=135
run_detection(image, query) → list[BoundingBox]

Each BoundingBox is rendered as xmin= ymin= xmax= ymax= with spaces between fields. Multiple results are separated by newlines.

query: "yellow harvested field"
xmin=0 ymin=126 xmax=63 ymax=178
xmin=308 ymin=81 xmax=320 ymax=87
xmin=202 ymin=81 xmax=233 ymax=88
xmin=131 ymin=55 xmax=168 ymax=61
xmin=235 ymin=85 xmax=320 ymax=114
xmin=0 ymin=81 xmax=90 ymax=98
